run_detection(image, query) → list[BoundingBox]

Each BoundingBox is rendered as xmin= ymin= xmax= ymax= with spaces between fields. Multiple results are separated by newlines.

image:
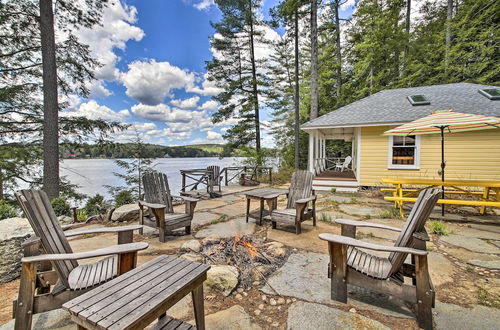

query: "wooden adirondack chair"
xmin=207 ymin=165 xmax=222 ymax=193
xmin=14 ymin=189 xmax=147 ymax=330
xmin=319 ymin=188 xmax=441 ymax=330
xmin=270 ymin=170 xmax=317 ymax=234
xmin=139 ymin=171 xmax=198 ymax=242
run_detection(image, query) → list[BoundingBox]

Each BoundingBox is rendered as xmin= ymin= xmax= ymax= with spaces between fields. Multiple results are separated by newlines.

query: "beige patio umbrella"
xmin=384 ymin=109 xmax=500 ymax=215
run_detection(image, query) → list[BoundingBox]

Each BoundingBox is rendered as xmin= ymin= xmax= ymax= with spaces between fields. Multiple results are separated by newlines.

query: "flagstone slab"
xmin=262 ymin=252 xmax=413 ymax=318
xmin=468 ymin=259 xmax=500 ymax=269
xmin=0 ymin=309 xmax=73 ymax=330
xmin=434 ymin=302 xmax=500 ymax=330
xmin=286 ymin=301 xmax=389 ymax=330
xmin=191 ymin=212 xmax=220 ymax=228
xmin=211 ymin=202 xmax=247 ymax=218
xmin=439 ymin=235 xmax=500 ymax=254
xmin=338 ymin=205 xmax=386 ymax=218
xmin=194 ymin=217 xmax=256 ymax=239
xmin=199 ymin=305 xmax=261 ymax=330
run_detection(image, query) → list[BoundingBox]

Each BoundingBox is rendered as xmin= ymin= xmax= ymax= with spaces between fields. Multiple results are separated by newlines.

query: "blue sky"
xmin=66 ymin=0 xmax=355 ymax=146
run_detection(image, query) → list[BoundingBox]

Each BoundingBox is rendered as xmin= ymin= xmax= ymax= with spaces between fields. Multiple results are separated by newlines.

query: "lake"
xmin=60 ymin=157 xmax=246 ymax=198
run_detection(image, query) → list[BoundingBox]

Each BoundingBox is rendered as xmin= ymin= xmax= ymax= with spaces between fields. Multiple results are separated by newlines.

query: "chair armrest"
xmin=139 ymin=201 xmax=167 ymax=209
xmin=318 ymin=233 xmax=427 ymax=256
xmin=21 ymin=242 xmax=149 ymax=263
xmin=171 ymin=195 xmax=199 ymax=203
xmin=64 ymin=225 xmax=143 ymax=238
xmin=295 ymin=195 xmax=317 ymax=204
xmin=335 ymin=219 xmax=401 ymax=232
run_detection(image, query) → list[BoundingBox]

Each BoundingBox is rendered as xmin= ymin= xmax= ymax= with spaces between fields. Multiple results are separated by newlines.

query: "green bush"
xmin=115 ymin=190 xmax=134 ymax=207
xmin=0 ymin=200 xmax=17 ymax=220
xmin=330 ymin=187 xmax=337 ymax=193
xmin=428 ymin=220 xmax=450 ymax=236
xmin=51 ymin=197 xmax=71 ymax=217
xmin=379 ymin=208 xmax=402 ymax=219
xmin=267 ymin=167 xmax=296 ymax=185
xmin=85 ymin=194 xmax=105 ymax=215
xmin=319 ymin=213 xmax=333 ymax=223
xmin=76 ymin=209 xmax=88 ymax=222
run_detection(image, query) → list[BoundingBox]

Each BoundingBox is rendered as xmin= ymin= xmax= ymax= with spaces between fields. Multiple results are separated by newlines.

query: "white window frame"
xmin=387 ymin=135 xmax=421 ymax=170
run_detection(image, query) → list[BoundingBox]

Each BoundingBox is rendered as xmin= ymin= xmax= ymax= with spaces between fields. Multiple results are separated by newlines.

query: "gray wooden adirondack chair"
xmin=14 ymin=189 xmax=147 ymax=330
xmin=270 ymin=170 xmax=317 ymax=234
xmin=207 ymin=165 xmax=223 ymax=193
xmin=319 ymin=188 xmax=441 ymax=330
xmin=139 ymin=171 xmax=198 ymax=242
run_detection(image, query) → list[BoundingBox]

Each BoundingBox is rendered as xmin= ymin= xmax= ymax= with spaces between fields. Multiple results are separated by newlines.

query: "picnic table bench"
xmin=63 ymin=255 xmax=210 ymax=330
xmin=381 ymin=178 xmax=500 ymax=217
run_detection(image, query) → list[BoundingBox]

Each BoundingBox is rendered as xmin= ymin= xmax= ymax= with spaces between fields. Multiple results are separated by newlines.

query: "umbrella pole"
xmin=440 ymin=126 xmax=446 ymax=216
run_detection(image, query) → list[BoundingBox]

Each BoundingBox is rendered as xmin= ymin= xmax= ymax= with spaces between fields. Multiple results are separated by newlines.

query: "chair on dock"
xmin=207 ymin=165 xmax=223 ymax=193
xmin=269 ymin=170 xmax=317 ymax=234
xmin=140 ymin=171 xmax=199 ymax=242
xmin=319 ymin=188 xmax=441 ymax=330
xmin=14 ymin=189 xmax=147 ymax=330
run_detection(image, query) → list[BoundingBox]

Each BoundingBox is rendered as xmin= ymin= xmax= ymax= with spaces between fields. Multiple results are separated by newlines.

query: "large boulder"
xmin=181 ymin=239 xmax=202 ymax=253
xmin=111 ymin=204 xmax=140 ymax=222
xmin=0 ymin=217 xmax=34 ymax=283
xmin=205 ymin=265 xmax=239 ymax=296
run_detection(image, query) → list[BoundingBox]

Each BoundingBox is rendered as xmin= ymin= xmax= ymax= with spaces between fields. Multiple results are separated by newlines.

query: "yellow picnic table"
xmin=381 ymin=178 xmax=500 ymax=217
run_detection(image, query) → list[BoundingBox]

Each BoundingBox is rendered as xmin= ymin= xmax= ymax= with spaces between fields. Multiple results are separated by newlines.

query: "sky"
xmin=64 ymin=0 xmax=356 ymax=147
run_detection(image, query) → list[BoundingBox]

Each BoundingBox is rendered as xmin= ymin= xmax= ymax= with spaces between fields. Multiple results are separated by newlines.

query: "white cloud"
xmin=189 ymin=73 xmax=223 ymax=96
xmin=170 ymin=96 xmax=200 ymax=109
xmin=206 ymin=131 xmax=223 ymax=141
xmin=192 ymin=0 xmax=215 ymax=10
xmin=131 ymin=103 xmax=194 ymax=123
xmin=340 ymin=0 xmax=356 ymax=10
xmin=75 ymin=0 xmax=144 ymax=86
xmin=199 ymin=100 xmax=218 ymax=110
xmin=63 ymin=100 xmax=130 ymax=121
xmin=121 ymin=60 xmax=196 ymax=105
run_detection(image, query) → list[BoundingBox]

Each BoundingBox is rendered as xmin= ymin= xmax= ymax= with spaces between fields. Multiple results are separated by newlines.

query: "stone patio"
xmin=0 ymin=187 xmax=499 ymax=329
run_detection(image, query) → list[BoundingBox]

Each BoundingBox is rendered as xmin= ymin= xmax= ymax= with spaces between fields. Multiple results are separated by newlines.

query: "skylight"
xmin=407 ymin=95 xmax=430 ymax=106
xmin=479 ymin=89 xmax=500 ymax=100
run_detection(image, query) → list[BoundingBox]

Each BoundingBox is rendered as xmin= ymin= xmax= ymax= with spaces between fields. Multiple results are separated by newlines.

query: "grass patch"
xmin=428 ymin=220 xmax=451 ymax=236
xmin=330 ymin=187 xmax=337 ymax=193
xmin=349 ymin=197 xmax=359 ymax=204
xmin=211 ymin=214 xmax=228 ymax=224
xmin=379 ymin=208 xmax=402 ymax=219
xmin=477 ymin=287 xmax=500 ymax=308
xmin=319 ymin=213 xmax=333 ymax=223
xmin=363 ymin=214 xmax=371 ymax=219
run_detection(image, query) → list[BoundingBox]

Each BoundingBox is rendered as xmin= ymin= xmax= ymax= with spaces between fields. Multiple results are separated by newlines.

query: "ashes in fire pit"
xmin=201 ymin=235 xmax=290 ymax=288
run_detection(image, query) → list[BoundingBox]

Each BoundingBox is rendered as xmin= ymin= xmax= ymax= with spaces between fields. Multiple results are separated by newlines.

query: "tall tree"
xmin=333 ymin=0 xmax=345 ymax=99
xmin=309 ymin=0 xmax=319 ymax=120
xmin=445 ymin=0 xmax=453 ymax=74
xmin=207 ymin=0 xmax=265 ymax=153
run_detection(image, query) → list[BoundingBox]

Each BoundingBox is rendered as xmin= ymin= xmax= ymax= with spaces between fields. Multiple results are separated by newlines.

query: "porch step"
xmin=313 ymin=179 xmax=359 ymax=192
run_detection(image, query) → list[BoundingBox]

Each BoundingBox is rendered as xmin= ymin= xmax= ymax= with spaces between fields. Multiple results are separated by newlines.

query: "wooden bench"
xmin=63 ymin=255 xmax=210 ymax=330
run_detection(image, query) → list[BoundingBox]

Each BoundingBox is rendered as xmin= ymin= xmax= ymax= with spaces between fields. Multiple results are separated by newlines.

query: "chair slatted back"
xmin=387 ymin=188 xmax=441 ymax=276
xmin=15 ymin=190 xmax=77 ymax=287
xmin=287 ymin=171 xmax=314 ymax=209
xmin=207 ymin=166 xmax=220 ymax=184
xmin=343 ymin=156 xmax=352 ymax=169
xmin=142 ymin=171 xmax=174 ymax=213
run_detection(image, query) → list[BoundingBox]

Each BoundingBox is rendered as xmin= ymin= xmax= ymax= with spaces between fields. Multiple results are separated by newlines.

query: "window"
xmin=388 ymin=135 xmax=420 ymax=169
xmin=407 ymin=95 xmax=430 ymax=106
xmin=479 ymin=89 xmax=500 ymax=100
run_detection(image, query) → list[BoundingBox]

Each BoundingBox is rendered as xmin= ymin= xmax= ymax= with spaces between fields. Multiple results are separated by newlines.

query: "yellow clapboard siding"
xmin=359 ymin=126 xmax=500 ymax=186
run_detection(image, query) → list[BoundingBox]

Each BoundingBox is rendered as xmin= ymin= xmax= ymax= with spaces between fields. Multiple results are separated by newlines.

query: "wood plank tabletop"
xmin=243 ymin=188 xmax=287 ymax=199
xmin=63 ymin=255 xmax=210 ymax=330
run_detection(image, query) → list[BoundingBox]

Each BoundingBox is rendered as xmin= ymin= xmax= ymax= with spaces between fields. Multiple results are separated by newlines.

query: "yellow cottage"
xmin=301 ymin=83 xmax=500 ymax=192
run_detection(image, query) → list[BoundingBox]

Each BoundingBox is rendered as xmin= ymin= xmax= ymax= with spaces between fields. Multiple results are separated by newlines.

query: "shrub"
xmin=85 ymin=194 xmax=105 ymax=215
xmin=379 ymin=208 xmax=402 ymax=219
xmin=0 ymin=200 xmax=17 ymax=220
xmin=268 ymin=167 xmax=296 ymax=185
xmin=428 ymin=220 xmax=450 ymax=236
xmin=51 ymin=197 xmax=71 ymax=217
xmin=76 ymin=209 xmax=88 ymax=222
xmin=330 ymin=187 xmax=337 ymax=193
xmin=114 ymin=190 xmax=134 ymax=207
xmin=319 ymin=213 xmax=333 ymax=223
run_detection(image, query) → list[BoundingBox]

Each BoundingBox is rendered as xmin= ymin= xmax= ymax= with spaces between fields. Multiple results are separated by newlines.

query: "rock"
xmin=57 ymin=215 xmax=73 ymax=224
xmin=277 ymin=297 xmax=285 ymax=305
xmin=440 ymin=235 xmax=500 ymax=254
xmin=111 ymin=204 xmax=140 ymax=222
xmin=252 ymin=281 xmax=261 ymax=286
xmin=468 ymin=259 xmax=500 ymax=269
xmin=179 ymin=253 xmax=204 ymax=263
xmin=338 ymin=204 xmax=384 ymax=217
xmin=286 ymin=299 xmax=292 ymax=304
xmin=261 ymin=294 xmax=267 ymax=301
xmin=263 ymin=241 xmax=287 ymax=258
xmin=205 ymin=265 xmax=239 ymax=296
xmin=271 ymin=322 xmax=279 ymax=327
xmin=287 ymin=301 xmax=389 ymax=330
xmin=181 ymin=239 xmax=202 ymax=253
xmin=0 ymin=308 xmax=73 ymax=329
xmin=269 ymin=298 xmax=277 ymax=306
xmin=201 ymin=236 xmax=223 ymax=245
xmin=0 ymin=217 xmax=33 ymax=283
xmin=242 ymin=291 xmax=248 ymax=297
xmin=250 ymin=264 xmax=273 ymax=281
xmin=194 ymin=217 xmax=256 ymax=239
xmin=235 ymin=293 xmax=243 ymax=300
xmin=434 ymin=302 xmax=500 ymax=330
xmin=166 ymin=295 xmax=192 ymax=320
xmin=349 ymin=308 xmax=357 ymax=313
xmin=203 ymin=305 xmax=262 ymax=330
xmin=258 ymin=304 xmax=265 ymax=310
xmin=254 ymin=309 xmax=261 ymax=316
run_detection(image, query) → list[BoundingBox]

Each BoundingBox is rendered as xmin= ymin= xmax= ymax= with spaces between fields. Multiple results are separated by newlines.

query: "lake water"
xmin=60 ymin=157 xmax=246 ymax=198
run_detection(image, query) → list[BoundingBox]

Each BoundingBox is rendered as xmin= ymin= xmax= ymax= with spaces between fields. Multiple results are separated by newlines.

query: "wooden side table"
xmin=63 ymin=255 xmax=210 ymax=330
xmin=243 ymin=188 xmax=287 ymax=225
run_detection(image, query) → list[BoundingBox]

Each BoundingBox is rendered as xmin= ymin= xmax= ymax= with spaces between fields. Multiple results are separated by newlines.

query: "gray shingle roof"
xmin=301 ymin=83 xmax=500 ymax=129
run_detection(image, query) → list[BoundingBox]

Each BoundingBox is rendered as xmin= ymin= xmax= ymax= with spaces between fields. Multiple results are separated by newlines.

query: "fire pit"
xmin=200 ymin=235 xmax=289 ymax=288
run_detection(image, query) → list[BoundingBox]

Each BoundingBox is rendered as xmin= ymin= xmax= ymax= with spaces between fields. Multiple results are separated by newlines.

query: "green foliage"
xmin=76 ymin=209 xmax=88 ymax=222
xmin=0 ymin=200 xmax=17 ymax=220
xmin=84 ymin=194 xmax=106 ymax=215
xmin=379 ymin=208 xmax=402 ymax=219
xmin=114 ymin=190 xmax=134 ymax=208
xmin=51 ymin=197 xmax=71 ymax=217
xmin=477 ymin=287 xmax=500 ymax=308
xmin=428 ymin=220 xmax=451 ymax=236
xmin=319 ymin=213 xmax=333 ymax=223
xmin=270 ymin=167 xmax=296 ymax=185
xmin=330 ymin=188 xmax=337 ymax=193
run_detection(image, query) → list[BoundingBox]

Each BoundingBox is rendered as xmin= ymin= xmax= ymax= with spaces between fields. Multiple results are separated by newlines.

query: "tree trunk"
xmin=445 ymin=0 xmax=453 ymax=75
xmin=294 ymin=8 xmax=300 ymax=169
xmin=40 ymin=0 xmax=60 ymax=199
xmin=310 ymin=0 xmax=319 ymax=120
xmin=248 ymin=0 xmax=261 ymax=152
xmin=403 ymin=0 xmax=411 ymax=73
xmin=334 ymin=0 xmax=342 ymax=100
